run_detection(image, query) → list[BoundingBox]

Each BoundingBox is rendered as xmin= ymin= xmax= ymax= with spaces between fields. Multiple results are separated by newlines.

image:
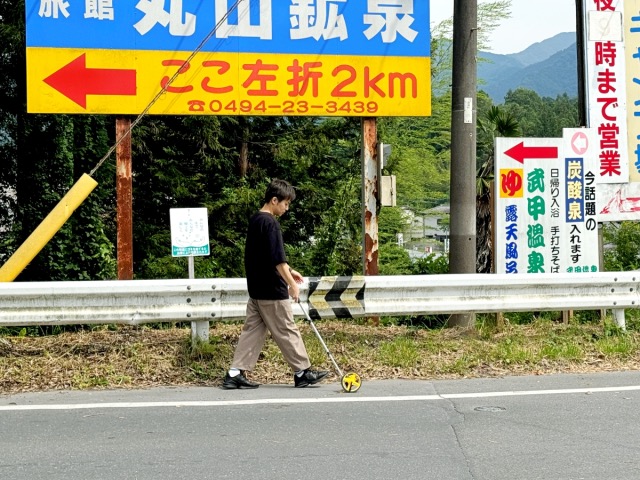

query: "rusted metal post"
xmin=362 ymin=118 xmax=379 ymax=325
xmin=116 ymin=117 xmax=133 ymax=280
xmin=361 ymin=118 xmax=379 ymax=276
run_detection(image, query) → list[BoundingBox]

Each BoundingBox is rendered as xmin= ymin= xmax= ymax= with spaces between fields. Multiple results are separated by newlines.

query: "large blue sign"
xmin=26 ymin=0 xmax=430 ymax=57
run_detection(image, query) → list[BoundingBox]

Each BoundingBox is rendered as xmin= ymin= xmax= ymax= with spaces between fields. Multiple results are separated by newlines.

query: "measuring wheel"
xmin=341 ymin=372 xmax=362 ymax=393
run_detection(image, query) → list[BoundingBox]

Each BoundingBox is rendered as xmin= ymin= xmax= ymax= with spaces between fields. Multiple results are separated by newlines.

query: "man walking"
xmin=222 ymin=179 xmax=329 ymax=389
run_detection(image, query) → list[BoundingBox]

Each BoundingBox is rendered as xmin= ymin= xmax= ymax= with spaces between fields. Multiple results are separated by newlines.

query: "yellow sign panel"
xmin=27 ymin=47 xmax=431 ymax=117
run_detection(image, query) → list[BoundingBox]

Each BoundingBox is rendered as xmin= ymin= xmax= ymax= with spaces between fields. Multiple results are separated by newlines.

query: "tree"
xmin=377 ymin=206 xmax=413 ymax=275
xmin=503 ymin=88 xmax=580 ymax=138
xmin=278 ymin=117 xmax=362 ymax=276
xmin=539 ymin=93 xmax=580 ymax=137
xmin=476 ymin=103 xmax=521 ymax=273
xmin=1 ymin=1 xmax=117 ymax=280
xmin=0 ymin=0 xmax=25 ymax=256
xmin=502 ymin=88 xmax=544 ymax=136
xmin=378 ymin=93 xmax=451 ymax=213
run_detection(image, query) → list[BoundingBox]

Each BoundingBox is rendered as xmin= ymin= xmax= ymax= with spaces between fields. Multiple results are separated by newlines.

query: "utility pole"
xmin=449 ymin=0 xmax=477 ymax=328
xmin=575 ymin=0 xmax=587 ymax=127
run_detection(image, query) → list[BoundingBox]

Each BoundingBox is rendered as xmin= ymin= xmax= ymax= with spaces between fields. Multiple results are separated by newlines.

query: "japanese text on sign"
xmin=495 ymin=133 xmax=599 ymax=276
xmin=29 ymin=1 xmax=429 ymax=56
xmin=625 ymin=0 xmax=640 ymax=182
xmin=587 ymin=0 xmax=630 ymax=183
xmin=169 ymin=208 xmax=210 ymax=257
xmin=26 ymin=1 xmax=431 ymax=116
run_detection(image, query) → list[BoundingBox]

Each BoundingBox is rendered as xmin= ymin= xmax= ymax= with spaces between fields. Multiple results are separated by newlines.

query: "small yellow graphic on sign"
xmin=499 ymin=169 xmax=524 ymax=198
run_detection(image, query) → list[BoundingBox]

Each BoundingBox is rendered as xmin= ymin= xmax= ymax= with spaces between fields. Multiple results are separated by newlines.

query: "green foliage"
xmin=2 ymin=113 xmax=117 ymax=280
xmin=503 ymin=88 xmax=580 ymax=137
xmin=378 ymin=95 xmax=451 ymax=212
xmin=477 ymin=102 xmax=522 ymax=181
xmin=411 ymin=253 xmax=449 ymax=275
xmin=288 ymin=173 xmax=362 ymax=277
xmin=378 ymin=207 xmax=409 ymax=244
xmin=1 ymin=1 xmax=117 ymax=280
xmin=378 ymin=243 xmax=412 ymax=275
xmin=603 ymin=222 xmax=640 ymax=271
xmin=430 ymin=0 xmax=513 ymax=93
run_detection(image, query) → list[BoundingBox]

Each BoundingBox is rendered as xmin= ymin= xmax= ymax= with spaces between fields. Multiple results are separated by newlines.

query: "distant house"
xmin=400 ymin=204 xmax=450 ymax=258
xmin=403 ymin=204 xmax=449 ymax=241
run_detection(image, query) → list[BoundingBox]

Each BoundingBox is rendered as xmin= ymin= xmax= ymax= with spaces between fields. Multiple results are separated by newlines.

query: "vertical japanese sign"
xmin=585 ymin=0 xmax=628 ymax=184
xmin=624 ymin=0 xmax=640 ymax=183
xmin=495 ymin=130 xmax=599 ymax=275
xmin=25 ymin=0 xmax=431 ymax=117
xmin=562 ymin=129 xmax=599 ymax=273
xmin=170 ymin=208 xmax=210 ymax=257
xmin=585 ymin=0 xmax=640 ymax=220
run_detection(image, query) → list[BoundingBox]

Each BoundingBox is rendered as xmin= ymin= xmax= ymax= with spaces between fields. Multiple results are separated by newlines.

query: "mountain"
xmin=477 ymin=32 xmax=578 ymax=103
xmin=509 ymin=32 xmax=576 ymax=66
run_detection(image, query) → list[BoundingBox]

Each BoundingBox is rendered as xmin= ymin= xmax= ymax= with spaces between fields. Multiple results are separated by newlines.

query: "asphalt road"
xmin=1 ymin=371 xmax=639 ymax=480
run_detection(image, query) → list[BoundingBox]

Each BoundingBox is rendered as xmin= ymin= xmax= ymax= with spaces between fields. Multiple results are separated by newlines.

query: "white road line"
xmin=1 ymin=385 xmax=639 ymax=411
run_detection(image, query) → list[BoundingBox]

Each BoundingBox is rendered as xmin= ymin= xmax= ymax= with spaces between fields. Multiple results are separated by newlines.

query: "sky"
xmin=430 ymin=0 xmax=577 ymax=55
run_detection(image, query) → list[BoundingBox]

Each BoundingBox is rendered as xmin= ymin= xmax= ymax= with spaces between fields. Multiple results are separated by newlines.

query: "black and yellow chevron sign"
xmin=307 ymin=276 xmax=365 ymax=319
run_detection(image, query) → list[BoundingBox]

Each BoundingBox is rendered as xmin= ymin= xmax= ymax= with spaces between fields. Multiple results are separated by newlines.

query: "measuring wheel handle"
xmin=341 ymin=372 xmax=362 ymax=393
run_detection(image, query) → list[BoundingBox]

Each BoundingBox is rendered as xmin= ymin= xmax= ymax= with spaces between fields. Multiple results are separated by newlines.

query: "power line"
xmin=89 ymin=0 xmax=245 ymax=176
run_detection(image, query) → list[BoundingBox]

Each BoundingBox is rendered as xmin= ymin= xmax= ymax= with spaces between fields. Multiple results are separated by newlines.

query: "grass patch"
xmin=1 ymin=318 xmax=640 ymax=394
xmin=379 ymin=337 xmax=420 ymax=368
xmin=595 ymin=336 xmax=638 ymax=357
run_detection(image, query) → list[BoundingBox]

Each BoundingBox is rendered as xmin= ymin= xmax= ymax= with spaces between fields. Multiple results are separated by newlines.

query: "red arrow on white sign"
xmin=504 ymin=142 xmax=559 ymax=164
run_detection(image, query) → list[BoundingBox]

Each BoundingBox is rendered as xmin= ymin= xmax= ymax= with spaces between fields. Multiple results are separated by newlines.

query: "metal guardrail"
xmin=0 ymin=273 xmax=638 ymax=335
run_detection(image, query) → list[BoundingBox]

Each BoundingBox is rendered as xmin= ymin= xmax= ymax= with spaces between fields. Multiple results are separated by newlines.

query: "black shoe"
xmin=294 ymin=369 xmax=329 ymax=388
xmin=222 ymin=372 xmax=259 ymax=389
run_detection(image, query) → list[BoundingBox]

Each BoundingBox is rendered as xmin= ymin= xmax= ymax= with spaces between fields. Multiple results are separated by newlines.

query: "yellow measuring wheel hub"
xmin=341 ymin=372 xmax=362 ymax=393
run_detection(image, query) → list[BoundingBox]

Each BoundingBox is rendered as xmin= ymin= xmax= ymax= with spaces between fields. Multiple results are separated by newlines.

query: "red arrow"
xmin=504 ymin=142 xmax=558 ymax=164
xmin=43 ymin=54 xmax=136 ymax=109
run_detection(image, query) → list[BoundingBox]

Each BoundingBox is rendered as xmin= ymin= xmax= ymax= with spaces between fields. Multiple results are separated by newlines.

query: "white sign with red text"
xmin=586 ymin=1 xmax=629 ymax=185
xmin=585 ymin=0 xmax=640 ymax=221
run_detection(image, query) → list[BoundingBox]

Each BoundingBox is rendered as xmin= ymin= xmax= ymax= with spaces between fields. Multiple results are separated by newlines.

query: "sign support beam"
xmin=361 ymin=117 xmax=379 ymax=277
xmin=116 ymin=117 xmax=133 ymax=280
xmin=361 ymin=117 xmax=380 ymax=325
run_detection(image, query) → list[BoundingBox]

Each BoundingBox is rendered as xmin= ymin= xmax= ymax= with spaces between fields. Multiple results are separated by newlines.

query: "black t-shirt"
xmin=244 ymin=212 xmax=289 ymax=300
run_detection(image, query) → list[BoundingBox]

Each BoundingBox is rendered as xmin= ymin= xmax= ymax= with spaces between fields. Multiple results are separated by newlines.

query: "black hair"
xmin=263 ymin=179 xmax=296 ymax=204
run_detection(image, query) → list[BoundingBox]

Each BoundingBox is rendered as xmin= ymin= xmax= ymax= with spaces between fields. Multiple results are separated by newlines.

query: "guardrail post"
xmin=613 ymin=309 xmax=626 ymax=330
xmin=191 ymin=321 xmax=209 ymax=342
xmin=189 ymin=257 xmax=209 ymax=342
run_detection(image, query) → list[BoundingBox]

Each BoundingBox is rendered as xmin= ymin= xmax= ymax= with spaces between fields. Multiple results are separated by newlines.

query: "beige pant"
xmin=231 ymin=298 xmax=311 ymax=372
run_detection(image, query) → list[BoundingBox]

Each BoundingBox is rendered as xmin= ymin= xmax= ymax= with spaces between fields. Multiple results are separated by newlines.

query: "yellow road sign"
xmin=28 ymin=47 xmax=430 ymax=116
